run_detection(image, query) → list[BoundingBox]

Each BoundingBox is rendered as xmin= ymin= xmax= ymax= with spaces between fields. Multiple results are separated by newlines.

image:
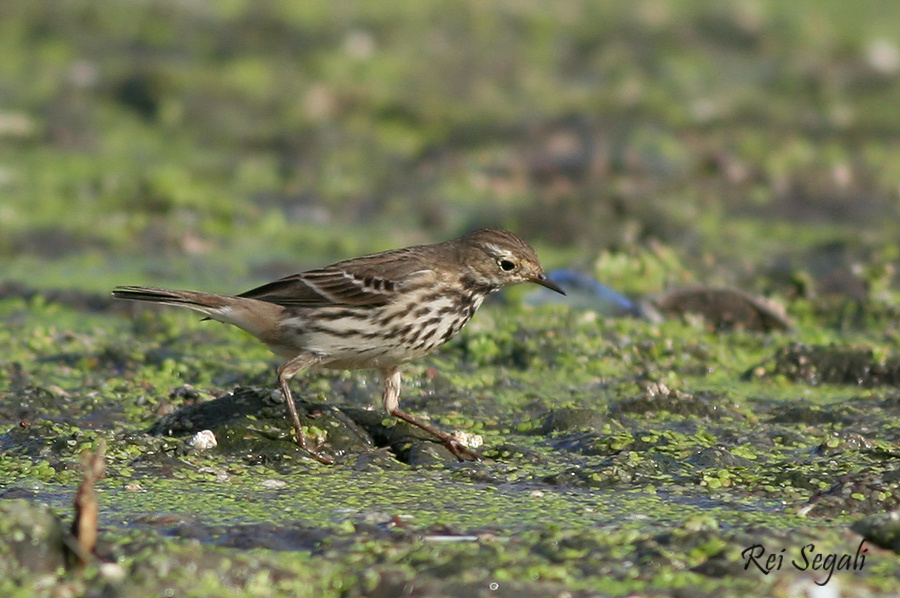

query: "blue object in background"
xmin=526 ymin=269 xmax=662 ymax=322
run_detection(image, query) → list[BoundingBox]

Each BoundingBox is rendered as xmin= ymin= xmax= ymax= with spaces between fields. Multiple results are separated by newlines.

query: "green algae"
xmin=4 ymin=0 xmax=900 ymax=595
xmin=5 ymin=292 xmax=900 ymax=596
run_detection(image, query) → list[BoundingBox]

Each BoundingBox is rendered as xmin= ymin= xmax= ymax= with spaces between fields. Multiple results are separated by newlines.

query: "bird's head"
xmin=455 ymin=228 xmax=565 ymax=295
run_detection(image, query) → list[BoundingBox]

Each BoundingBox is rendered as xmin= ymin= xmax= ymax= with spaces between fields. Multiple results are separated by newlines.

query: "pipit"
xmin=113 ymin=228 xmax=563 ymax=463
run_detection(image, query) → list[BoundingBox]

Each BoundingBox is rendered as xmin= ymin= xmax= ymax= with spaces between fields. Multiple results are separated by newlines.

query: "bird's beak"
xmin=530 ymin=273 xmax=566 ymax=295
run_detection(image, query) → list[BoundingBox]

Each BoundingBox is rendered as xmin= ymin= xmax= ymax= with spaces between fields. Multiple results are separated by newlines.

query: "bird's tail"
xmin=111 ymin=286 xmax=234 ymax=313
xmin=111 ymin=286 xmax=284 ymax=341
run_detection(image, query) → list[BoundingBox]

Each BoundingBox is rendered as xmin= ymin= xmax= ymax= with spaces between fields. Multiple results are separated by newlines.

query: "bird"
xmin=112 ymin=228 xmax=564 ymax=463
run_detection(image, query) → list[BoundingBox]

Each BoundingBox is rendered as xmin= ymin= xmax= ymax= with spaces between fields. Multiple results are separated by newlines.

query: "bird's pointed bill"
xmin=531 ymin=274 xmax=566 ymax=295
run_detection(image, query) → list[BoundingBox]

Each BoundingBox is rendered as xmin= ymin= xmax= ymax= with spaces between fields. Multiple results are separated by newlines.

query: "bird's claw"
xmin=295 ymin=437 xmax=335 ymax=464
xmin=444 ymin=439 xmax=482 ymax=461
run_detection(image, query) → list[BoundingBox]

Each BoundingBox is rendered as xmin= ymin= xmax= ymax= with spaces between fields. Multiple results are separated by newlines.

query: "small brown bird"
xmin=113 ymin=228 xmax=563 ymax=463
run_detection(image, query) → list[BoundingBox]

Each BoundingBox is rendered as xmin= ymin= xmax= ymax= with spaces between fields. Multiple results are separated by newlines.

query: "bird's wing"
xmin=238 ymin=247 xmax=435 ymax=308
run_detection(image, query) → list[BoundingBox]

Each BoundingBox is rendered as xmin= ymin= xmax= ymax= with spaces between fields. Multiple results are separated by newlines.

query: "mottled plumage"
xmin=113 ymin=228 xmax=563 ymax=463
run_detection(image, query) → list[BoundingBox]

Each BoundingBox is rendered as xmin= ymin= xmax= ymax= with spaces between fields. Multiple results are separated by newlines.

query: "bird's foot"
xmin=389 ymin=408 xmax=482 ymax=462
xmin=295 ymin=435 xmax=335 ymax=464
xmin=442 ymin=438 xmax=482 ymax=461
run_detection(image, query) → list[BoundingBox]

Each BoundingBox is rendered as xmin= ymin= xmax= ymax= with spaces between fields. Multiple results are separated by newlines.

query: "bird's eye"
xmin=498 ymin=259 xmax=516 ymax=272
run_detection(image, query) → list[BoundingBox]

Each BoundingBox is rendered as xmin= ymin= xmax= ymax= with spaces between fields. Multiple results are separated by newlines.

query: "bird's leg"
xmin=277 ymin=354 xmax=333 ymax=464
xmin=380 ymin=367 xmax=481 ymax=461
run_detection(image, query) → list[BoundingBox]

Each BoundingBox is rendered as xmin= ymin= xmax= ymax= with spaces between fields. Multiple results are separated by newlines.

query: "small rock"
xmin=451 ymin=430 xmax=483 ymax=449
xmin=537 ymin=407 xmax=606 ymax=434
xmin=259 ymin=479 xmax=287 ymax=490
xmin=188 ymin=430 xmax=218 ymax=451
xmin=0 ymin=500 xmax=70 ymax=579
xmin=852 ymin=511 xmax=900 ymax=552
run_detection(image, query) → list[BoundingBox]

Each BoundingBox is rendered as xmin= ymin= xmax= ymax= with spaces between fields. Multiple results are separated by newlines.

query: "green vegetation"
xmin=2 ymin=0 xmax=900 ymax=596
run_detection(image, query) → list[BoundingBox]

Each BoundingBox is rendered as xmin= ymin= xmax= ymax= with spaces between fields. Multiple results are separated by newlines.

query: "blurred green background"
xmin=4 ymin=3 xmax=900 ymax=595
xmin=1 ymin=0 xmax=899 ymax=298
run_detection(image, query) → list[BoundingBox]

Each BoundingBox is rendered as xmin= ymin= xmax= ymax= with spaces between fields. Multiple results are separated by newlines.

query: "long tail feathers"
xmin=111 ymin=286 xmax=229 ymax=316
xmin=111 ymin=285 xmax=284 ymax=341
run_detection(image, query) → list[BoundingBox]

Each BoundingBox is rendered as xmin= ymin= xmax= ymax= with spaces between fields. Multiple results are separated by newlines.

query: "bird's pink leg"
xmin=277 ymin=354 xmax=333 ymax=464
xmin=381 ymin=366 xmax=481 ymax=461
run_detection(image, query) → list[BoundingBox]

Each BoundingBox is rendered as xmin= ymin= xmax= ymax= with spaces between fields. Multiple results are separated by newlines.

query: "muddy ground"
xmin=3 ymin=1 xmax=900 ymax=596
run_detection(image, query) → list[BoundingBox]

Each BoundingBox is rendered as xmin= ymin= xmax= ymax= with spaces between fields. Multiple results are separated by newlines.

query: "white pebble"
xmin=260 ymin=479 xmax=288 ymax=489
xmin=452 ymin=430 xmax=483 ymax=449
xmin=188 ymin=430 xmax=218 ymax=450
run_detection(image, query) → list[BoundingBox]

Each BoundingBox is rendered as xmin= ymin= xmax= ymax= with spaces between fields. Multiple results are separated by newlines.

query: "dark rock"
xmin=755 ymin=343 xmax=900 ymax=387
xmin=688 ymin=446 xmax=754 ymax=469
xmin=536 ymin=407 xmax=606 ymax=434
xmin=852 ymin=512 xmax=900 ymax=552
xmin=800 ymin=469 xmax=900 ymax=517
xmin=0 ymin=499 xmax=74 ymax=579
xmin=650 ymin=286 xmax=791 ymax=332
